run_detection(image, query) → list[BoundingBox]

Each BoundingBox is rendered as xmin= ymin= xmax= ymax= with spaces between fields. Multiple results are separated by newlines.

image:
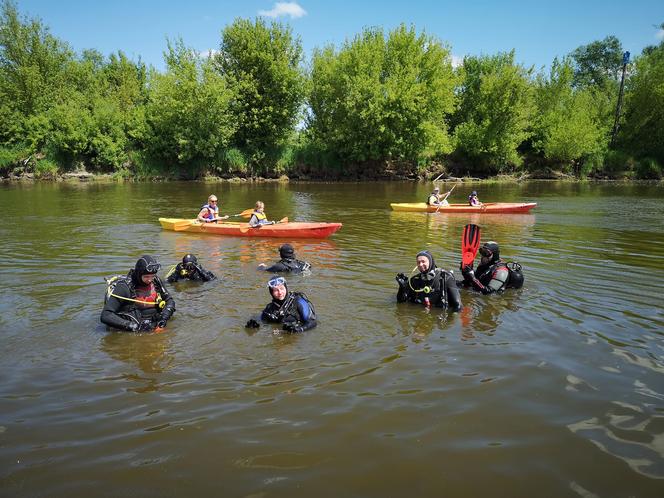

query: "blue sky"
xmin=13 ymin=0 xmax=664 ymax=71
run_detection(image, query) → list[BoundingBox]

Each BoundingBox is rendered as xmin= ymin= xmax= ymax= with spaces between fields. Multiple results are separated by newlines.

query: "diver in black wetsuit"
xmin=460 ymin=241 xmax=524 ymax=294
xmin=166 ymin=254 xmax=216 ymax=283
xmin=245 ymin=276 xmax=317 ymax=333
xmin=101 ymin=255 xmax=176 ymax=332
xmin=396 ymin=250 xmax=462 ymax=311
xmin=258 ymin=244 xmax=311 ymax=273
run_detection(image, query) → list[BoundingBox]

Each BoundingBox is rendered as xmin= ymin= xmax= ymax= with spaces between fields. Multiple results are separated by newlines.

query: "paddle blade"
xmin=461 ymin=223 xmax=481 ymax=266
xmin=173 ymin=220 xmax=195 ymax=231
xmin=277 ymin=217 xmax=288 ymax=224
xmin=238 ymin=209 xmax=254 ymax=218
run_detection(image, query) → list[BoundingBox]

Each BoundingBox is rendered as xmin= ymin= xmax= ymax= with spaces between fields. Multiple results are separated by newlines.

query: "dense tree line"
xmin=0 ymin=1 xmax=661 ymax=180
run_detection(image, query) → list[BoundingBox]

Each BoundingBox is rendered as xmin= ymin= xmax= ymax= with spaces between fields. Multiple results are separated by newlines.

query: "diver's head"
xmin=416 ymin=250 xmax=435 ymax=275
xmin=267 ymin=275 xmax=288 ymax=302
xmin=480 ymin=241 xmax=500 ymax=264
xmin=182 ymin=253 xmax=198 ymax=270
xmin=133 ymin=255 xmax=161 ymax=285
xmin=279 ymin=243 xmax=295 ymax=260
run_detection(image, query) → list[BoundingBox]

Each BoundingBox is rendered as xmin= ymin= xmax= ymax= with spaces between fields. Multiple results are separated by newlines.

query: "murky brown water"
xmin=1 ymin=180 xmax=663 ymax=497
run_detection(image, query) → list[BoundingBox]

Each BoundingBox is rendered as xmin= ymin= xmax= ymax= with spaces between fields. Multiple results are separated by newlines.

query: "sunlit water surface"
xmin=1 ymin=181 xmax=663 ymax=497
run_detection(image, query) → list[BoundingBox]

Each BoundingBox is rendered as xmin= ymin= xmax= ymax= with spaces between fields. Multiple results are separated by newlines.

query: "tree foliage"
xmin=453 ymin=51 xmax=534 ymax=169
xmin=532 ymin=58 xmax=608 ymax=165
xmin=215 ymin=18 xmax=305 ymax=163
xmin=308 ymin=24 xmax=456 ymax=164
xmin=619 ymin=38 xmax=664 ymax=164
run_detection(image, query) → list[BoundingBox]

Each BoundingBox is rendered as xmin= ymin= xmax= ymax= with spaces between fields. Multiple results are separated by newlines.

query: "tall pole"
xmin=611 ymin=51 xmax=630 ymax=146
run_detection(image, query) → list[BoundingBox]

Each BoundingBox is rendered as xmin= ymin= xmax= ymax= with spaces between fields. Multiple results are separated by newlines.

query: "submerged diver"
xmin=396 ymin=250 xmax=462 ymax=311
xmin=460 ymin=241 xmax=524 ymax=294
xmin=245 ymin=276 xmax=317 ymax=333
xmin=258 ymin=244 xmax=311 ymax=273
xmin=166 ymin=254 xmax=216 ymax=283
xmin=101 ymin=255 xmax=176 ymax=332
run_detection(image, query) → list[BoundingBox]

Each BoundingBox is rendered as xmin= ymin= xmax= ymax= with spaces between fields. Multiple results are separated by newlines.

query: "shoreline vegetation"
xmin=1 ymin=2 xmax=663 ymax=183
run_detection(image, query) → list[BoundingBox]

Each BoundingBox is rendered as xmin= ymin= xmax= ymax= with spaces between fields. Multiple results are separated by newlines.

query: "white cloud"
xmin=656 ymin=28 xmax=664 ymax=40
xmin=258 ymin=2 xmax=307 ymax=19
xmin=451 ymin=54 xmax=464 ymax=68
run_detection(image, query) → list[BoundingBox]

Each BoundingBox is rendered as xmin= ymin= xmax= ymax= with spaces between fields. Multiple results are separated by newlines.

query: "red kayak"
xmin=159 ymin=218 xmax=342 ymax=238
xmin=390 ymin=202 xmax=537 ymax=214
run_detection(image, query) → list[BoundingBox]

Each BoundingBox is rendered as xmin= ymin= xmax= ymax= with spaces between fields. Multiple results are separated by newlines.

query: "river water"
xmin=0 ymin=180 xmax=663 ymax=497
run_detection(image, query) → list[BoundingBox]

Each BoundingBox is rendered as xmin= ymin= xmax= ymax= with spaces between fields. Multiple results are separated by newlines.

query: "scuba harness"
xmin=104 ymin=275 xmax=167 ymax=310
xmin=407 ymin=266 xmax=450 ymax=304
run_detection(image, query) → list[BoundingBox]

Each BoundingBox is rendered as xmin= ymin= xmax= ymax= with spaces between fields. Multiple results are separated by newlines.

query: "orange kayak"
xmin=159 ymin=218 xmax=342 ymax=238
xmin=390 ymin=202 xmax=537 ymax=214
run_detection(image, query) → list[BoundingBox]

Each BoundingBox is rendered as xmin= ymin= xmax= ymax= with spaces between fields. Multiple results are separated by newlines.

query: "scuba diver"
xmin=460 ymin=241 xmax=524 ymax=294
xmin=101 ymin=255 xmax=176 ymax=332
xmin=258 ymin=244 xmax=311 ymax=273
xmin=396 ymin=250 xmax=462 ymax=311
xmin=166 ymin=254 xmax=216 ymax=283
xmin=248 ymin=201 xmax=275 ymax=227
xmin=245 ymin=276 xmax=317 ymax=333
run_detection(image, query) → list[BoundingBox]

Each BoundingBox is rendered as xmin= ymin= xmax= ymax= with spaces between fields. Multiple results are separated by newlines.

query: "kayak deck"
xmin=159 ymin=218 xmax=342 ymax=238
xmin=390 ymin=202 xmax=537 ymax=214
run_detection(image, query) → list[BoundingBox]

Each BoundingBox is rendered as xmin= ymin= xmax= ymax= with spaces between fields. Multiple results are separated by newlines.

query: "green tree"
xmin=532 ymin=57 xmax=608 ymax=166
xmin=143 ymin=39 xmax=235 ymax=169
xmin=308 ymin=24 xmax=456 ymax=164
xmin=215 ymin=18 xmax=306 ymax=165
xmin=620 ymin=37 xmax=664 ymax=164
xmin=570 ymin=35 xmax=623 ymax=90
xmin=453 ymin=51 xmax=534 ymax=170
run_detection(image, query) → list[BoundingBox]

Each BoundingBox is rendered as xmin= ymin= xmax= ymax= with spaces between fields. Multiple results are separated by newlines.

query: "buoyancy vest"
xmin=253 ymin=211 xmax=267 ymax=221
xmin=265 ymin=292 xmax=316 ymax=323
xmin=476 ymin=261 xmax=511 ymax=291
xmin=280 ymin=258 xmax=311 ymax=272
xmin=105 ymin=274 xmax=167 ymax=311
xmin=409 ymin=268 xmax=451 ymax=304
xmin=201 ymin=204 xmax=219 ymax=220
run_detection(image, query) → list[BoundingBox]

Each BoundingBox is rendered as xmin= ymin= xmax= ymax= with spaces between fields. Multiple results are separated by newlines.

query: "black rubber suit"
xmin=263 ymin=244 xmax=311 ymax=273
xmin=461 ymin=242 xmax=523 ymax=294
xmin=101 ymin=256 xmax=176 ymax=332
xmin=253 ymin=280 xmax=317 ymax=333
xmin=166 ymin=255 xmax=216 ymax=283
xmin=396 ymin=251 xmax=462 ymax=311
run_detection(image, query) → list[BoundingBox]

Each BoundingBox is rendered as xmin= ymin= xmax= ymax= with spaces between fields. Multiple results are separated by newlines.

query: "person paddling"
xmin=395 ymin=250 xmax=462 ymax=311
xmin=468 ymin=191 xmax=482 ymax=207
xmin=197 ymin=195 xmax=229 ymax=223
xmin=249 ymin=201 xmax=276 ymax=227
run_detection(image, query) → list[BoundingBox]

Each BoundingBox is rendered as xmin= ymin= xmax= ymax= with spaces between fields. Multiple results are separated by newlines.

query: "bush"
xmin=216 ymin=147 xmax=247 ymax=175
xmin=34 ymin=157 xmax=59 ymax=178
xmin=635 ymin=158 xmax=662 ymax=179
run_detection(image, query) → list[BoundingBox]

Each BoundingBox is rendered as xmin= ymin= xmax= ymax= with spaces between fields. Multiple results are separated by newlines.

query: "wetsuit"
xmin=261 ymin=292 xmax=317 ymax=332
xmin=462 ymin=260 xmax=510 ymax=294
xmin=263 ymin=258 xmax=311 ymax=273
xmin=397 ymin=268 xmax=462 ymax=311
xmin=101 ymin=272 xmax=176 ymax=332
xmin=167 ymin=263 xmax=216 ymax=283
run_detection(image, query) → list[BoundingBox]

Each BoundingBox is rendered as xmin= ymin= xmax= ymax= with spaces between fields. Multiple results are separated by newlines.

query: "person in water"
xmin=396 ymin=250 xmax=462 ymax=311
xmin=101 ymin=255 xmax=176 ymax=332
xmin=427 ymin=187 xmax=450 ymax=206
xmin=245 ymin=276 xmax=317 ymax=333
xmin=197 ymin=195 xmax=229 ymax=223
xmin=166 ymin=254 xmax=216 ymax=283
xmin=468 ymin=191 xmax=482 ymax=206
xmin=248 ymin=201 xmax=275 ymax=227
xmin=258 ymin=244 xmax=311 ymax=273
xmin=460 ymin=241 xmax=524 ymax=294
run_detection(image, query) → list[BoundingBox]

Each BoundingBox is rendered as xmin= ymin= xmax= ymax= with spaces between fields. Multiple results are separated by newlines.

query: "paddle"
xmin=461 ymin=223 xmax=481 ymax=267
xmin=435 ymin=184 xmax=458 ymax=213
xmin=230 ymin=208 xmax=254 ymax=218
xmin=240 ymin=217 xmax=288 ymax=234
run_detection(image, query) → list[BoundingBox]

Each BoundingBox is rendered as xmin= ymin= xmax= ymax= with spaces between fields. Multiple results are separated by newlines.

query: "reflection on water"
xmin=1 ymin=180 xmax=664 ymax=496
